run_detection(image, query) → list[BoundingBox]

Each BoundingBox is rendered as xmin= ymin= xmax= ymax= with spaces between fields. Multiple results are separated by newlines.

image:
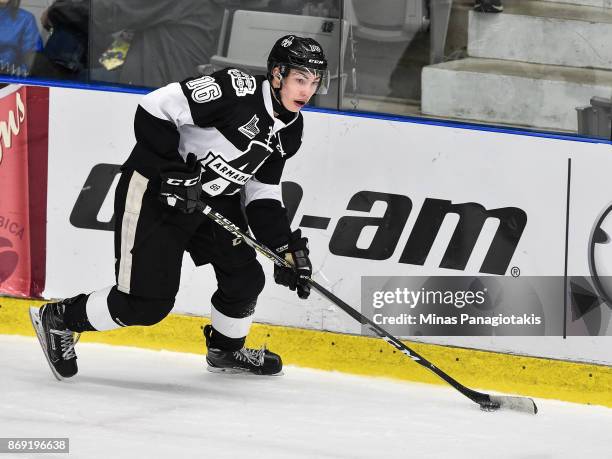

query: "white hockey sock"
xmin=210 ymin=304 xmax=254 ymax=339
xmin=85 ymin=286 xmax=123 ymax=331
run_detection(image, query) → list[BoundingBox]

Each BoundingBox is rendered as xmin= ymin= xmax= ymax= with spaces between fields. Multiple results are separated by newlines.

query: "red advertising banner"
xmin=0 ymin=84 xmax=49 ymax=297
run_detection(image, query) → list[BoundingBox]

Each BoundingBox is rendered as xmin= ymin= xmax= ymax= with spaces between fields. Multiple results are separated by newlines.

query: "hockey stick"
xmin=198 ymin=203 xmax=538 ymax=415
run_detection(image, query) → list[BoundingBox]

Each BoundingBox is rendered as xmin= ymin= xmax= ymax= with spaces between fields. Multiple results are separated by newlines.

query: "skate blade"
xmin=29 ymin=307 xmax=64 ymax=382
xmin=206 ymin=365 xmax=283 ymax=376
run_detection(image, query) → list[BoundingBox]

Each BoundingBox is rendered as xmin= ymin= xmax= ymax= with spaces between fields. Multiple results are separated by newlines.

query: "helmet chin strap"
xmin=270 ymin=75 xmax=295 ymax=123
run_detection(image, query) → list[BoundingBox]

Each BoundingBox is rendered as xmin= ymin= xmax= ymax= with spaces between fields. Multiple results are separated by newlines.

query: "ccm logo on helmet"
xmin=165 ymin=177 xmax=200 ymax=186
xmin=308 ymin=59 xmax=324 ymax=64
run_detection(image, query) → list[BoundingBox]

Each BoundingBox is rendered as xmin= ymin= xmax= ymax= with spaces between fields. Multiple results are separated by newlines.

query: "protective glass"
xmin=290 ymin=66 xmax=331 ymax=95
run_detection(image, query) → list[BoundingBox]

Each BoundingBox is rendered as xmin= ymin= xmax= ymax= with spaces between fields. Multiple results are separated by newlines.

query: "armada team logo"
xmin=238 ymin=114 xmax=260 ymax=139
xmin=227 ymin=69 xmax=256 ymax=97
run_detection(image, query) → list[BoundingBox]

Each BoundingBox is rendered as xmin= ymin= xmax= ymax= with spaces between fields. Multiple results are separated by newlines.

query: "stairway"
xmin=421 ymin=0 xmax=612 ymax=132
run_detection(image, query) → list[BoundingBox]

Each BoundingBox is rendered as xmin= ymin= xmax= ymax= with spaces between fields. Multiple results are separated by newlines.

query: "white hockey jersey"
xmin=123 ymin=68 xmax=304 ymax=247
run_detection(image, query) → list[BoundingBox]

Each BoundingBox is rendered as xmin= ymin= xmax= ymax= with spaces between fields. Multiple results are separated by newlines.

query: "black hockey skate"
xmin=474 ymin=0 xmax=503 ymax=13
xmin=204 ymin=325 xmax=282 ymax=375
xmin=30 ymin=301 xmax=80 ymax=380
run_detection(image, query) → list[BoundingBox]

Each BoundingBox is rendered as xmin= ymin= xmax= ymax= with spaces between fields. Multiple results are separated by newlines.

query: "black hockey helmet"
xmin=267 ymin=35 xmax=330 ymax=95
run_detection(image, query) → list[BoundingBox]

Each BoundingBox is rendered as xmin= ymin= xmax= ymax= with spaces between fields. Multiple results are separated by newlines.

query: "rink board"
xmin=0 ymin=83 xmax=611 ymax=370
xmin=1 ymin=298 xmax=610 ymax=408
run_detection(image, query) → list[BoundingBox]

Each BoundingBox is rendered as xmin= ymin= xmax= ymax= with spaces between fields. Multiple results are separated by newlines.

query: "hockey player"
xmin=30 ymin=35 xmax=329 ymax=378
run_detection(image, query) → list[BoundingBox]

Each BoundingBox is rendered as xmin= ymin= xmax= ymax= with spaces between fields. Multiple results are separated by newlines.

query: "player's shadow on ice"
xmin=75 ymin=375 xmax=228 ymax=397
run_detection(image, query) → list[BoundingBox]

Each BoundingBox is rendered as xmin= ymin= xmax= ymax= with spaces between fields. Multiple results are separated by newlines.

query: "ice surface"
xmin=1 ymin=335 xmax=610 ymax=459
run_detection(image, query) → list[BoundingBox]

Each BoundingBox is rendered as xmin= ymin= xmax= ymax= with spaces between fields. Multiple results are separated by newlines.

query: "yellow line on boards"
xmin=1 ymin=297 xmax=610 ymax=408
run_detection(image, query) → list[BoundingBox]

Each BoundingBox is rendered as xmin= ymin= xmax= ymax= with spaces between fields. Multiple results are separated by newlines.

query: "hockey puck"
xmin=479 ymin=402 xmax=501 ymax=412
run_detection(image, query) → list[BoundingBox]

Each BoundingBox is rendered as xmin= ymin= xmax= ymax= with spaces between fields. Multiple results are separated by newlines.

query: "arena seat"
xmin=201 ymin=9 xmax=348 ymax=108
xmin=347 ymin=0 xmax=454 ymax=64
xmin=577 ymin=96 xmax=612 ymax=140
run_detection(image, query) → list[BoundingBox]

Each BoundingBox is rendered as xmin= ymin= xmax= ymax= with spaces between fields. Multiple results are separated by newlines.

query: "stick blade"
xmin=487 ymin=395 xmax=538 ymax=414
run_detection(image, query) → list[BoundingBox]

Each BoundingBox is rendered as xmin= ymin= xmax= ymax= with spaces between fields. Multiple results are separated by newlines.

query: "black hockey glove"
xmin=273 ymin=229 xmax=312 ymax=299
xmin=159 ymin=153 xmax=202 ymax=214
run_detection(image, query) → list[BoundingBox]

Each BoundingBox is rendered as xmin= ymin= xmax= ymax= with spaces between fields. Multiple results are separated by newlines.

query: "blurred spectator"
xmin=301 ymin=0 xmax=340 ymax=18
xmin=30 ymin=0 xmax=89 ymax=80
xmin=474 ymin=0 xmax=503 ymax=13
xmin=89 ymin=0 xmax=332 ymax=89
xmin=0 ymin=0 xmax=43 ymax=77
xmin=89 ymin=0 xmax=231 ymax=88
